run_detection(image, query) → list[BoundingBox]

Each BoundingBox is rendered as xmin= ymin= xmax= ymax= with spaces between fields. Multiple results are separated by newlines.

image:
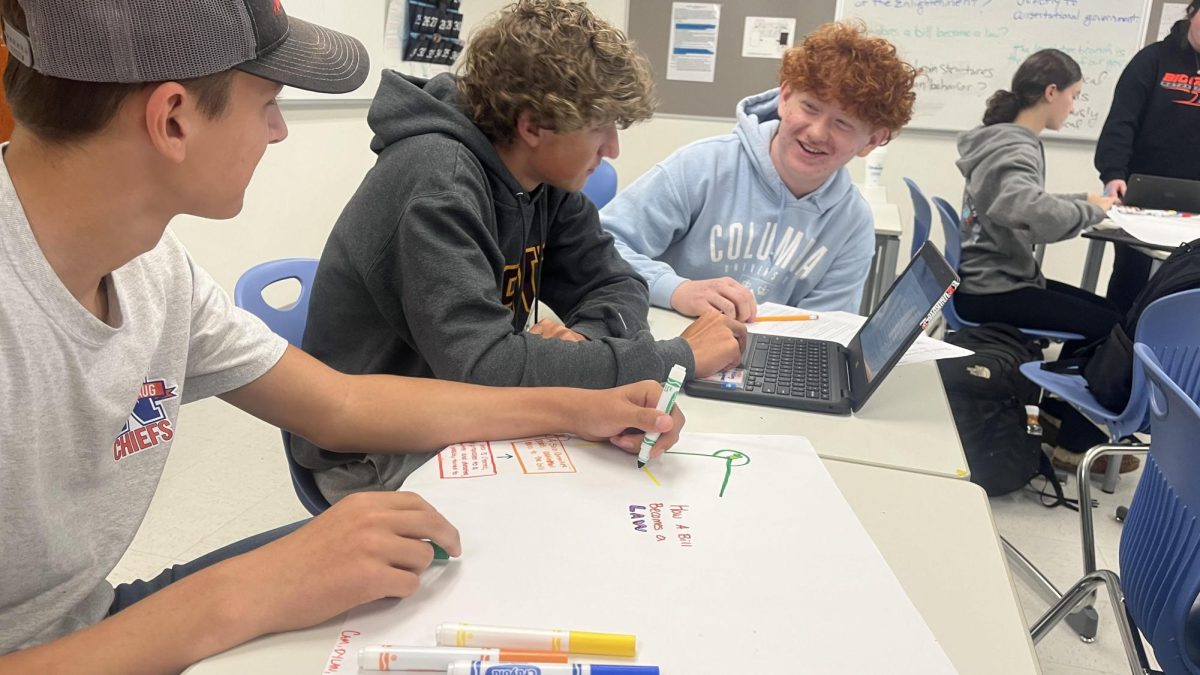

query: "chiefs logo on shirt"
xmin=113 ymin=379 xmax=177 ymax=461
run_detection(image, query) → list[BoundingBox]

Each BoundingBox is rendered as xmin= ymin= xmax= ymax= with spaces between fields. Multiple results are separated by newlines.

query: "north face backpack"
xmin=938 ymin=324 xmax=1065 ymax=500
xmin=1077 ymin=237 xmax=1200 ymax=411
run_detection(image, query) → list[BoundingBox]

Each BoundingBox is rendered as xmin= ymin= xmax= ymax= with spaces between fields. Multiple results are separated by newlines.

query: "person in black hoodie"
xmin=1095 ymin=0 xmax=1200 ymax=313
xmin=295 ymin=0 xmax=746 ymax=500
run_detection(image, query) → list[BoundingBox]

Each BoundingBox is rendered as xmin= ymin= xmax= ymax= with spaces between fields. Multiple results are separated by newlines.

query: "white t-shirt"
xmin=0 ymin=152 xmax=287 ymax=652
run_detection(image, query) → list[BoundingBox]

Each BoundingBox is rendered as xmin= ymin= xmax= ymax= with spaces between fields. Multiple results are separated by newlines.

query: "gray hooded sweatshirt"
xmin=292 ymin=71 xmax=692 ymax=496
xmin=955 ymin=123 xmax=1106 ymax=294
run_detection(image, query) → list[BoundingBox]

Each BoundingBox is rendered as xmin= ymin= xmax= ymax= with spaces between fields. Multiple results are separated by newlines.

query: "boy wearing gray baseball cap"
xmin=0 ymin=1 xmax=683 ymax=671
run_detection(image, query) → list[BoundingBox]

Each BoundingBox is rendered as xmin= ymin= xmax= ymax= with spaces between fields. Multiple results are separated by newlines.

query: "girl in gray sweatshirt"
xmin=953 ymin=49 xmax=1120 ymax=354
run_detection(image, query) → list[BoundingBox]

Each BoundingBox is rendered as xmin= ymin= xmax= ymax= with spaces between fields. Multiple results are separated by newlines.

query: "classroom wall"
xmin=179 ymin=0 xmax=1112 ymax=296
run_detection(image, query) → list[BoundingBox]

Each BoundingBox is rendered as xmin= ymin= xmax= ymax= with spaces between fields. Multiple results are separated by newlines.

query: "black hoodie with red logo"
xmin=1095 ymin=19 xmax=1200 ymax=184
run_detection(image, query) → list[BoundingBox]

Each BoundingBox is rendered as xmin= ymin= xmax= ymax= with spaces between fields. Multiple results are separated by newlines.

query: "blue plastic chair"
xmin=234 ymin=258 xmax=332 ymax=516
xmin=1030 ymin=342 xmax=1200 ymax=675
xmin=902 ymin=177 xmax=933 ymax=258
xmin=1013 ymin=289 xmax=1200 ymax=642
xmin=1020 ymin=286 xmax=1200 ymax=482
xmin=581 ymin=159 xmax=618 ymax=209
xmin=932 ymin=196 xmax=1084 ymax=343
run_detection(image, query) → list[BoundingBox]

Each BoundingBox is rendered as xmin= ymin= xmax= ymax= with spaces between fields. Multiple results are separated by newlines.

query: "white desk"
xmin=185 ymin=459 xmax=1038 ymax=675
xmin=648 ymin=308 xmax=970 ymax=480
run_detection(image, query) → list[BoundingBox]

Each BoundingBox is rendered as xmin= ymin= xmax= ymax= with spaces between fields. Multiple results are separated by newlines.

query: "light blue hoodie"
xmin=600 ymin=88 xmax=877 ymax=313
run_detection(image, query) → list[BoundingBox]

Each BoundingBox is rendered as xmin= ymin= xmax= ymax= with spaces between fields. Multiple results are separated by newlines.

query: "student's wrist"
xmin=180 ymin=555 xmax=280 ymax=650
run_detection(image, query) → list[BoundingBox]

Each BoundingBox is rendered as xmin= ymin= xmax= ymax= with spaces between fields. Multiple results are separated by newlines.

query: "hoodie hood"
xmin=955 ymin=123 xmax=1041 ymax=180
xmin=1170 ymin=17 xmax=1195 ymax=52
xmin=732 ymin=87 xmax=853 ymax=210
xmin=366 ymin=70 xmax=527 ymax=201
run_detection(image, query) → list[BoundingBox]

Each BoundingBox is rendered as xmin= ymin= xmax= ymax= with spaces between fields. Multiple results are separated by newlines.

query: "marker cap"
xmin=667 ymin=364 xmax=687 ymax=384
xmin=570 ymin=631 xmax=637 ymax=657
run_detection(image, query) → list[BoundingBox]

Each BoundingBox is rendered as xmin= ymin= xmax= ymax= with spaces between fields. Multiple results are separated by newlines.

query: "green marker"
xmin=638 ymin=364 xmax=687 ymax=468
xmin=429 ymin=541 xmax=450 ymax=561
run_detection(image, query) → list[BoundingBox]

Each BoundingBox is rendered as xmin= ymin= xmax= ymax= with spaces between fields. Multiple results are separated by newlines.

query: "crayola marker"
xmin=445 ymin=662 xmax=660 ymax=675
xmin=359 ymin=646 xmax=568 ymax=671
xmin=637 ymin=364 xmax=686 ymax=468
xmin=436 ymin=623 xmax=637 ymax=657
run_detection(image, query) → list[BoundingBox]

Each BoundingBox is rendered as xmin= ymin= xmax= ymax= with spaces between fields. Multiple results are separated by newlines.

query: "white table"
xmin=185 ymin=459 xmax=1038 ymax=675
xmin=648 ymin=308 xmax=970 ymax=480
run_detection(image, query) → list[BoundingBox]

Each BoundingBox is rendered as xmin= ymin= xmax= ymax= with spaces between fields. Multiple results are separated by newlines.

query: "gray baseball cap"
xmin=2 ymin=0 xmax=370 ymax=94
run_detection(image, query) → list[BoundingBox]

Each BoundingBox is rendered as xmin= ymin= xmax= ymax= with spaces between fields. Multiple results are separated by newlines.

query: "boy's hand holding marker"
xmin=575 ymin=381 xmax=686 ymax=458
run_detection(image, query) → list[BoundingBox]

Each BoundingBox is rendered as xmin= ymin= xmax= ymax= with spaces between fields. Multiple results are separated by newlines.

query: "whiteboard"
xmin=277 ymin=0 xmax=388 ymax=103
xmin=837 ymin=0 xmax=1153 ymax=140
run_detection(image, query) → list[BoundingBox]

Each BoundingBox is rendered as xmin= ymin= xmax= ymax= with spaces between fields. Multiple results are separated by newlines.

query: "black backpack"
xmin=938 ymin=324 xmax=1066 ymax=501
xmin=1073 ymin=238 xmax=1200 ymax=411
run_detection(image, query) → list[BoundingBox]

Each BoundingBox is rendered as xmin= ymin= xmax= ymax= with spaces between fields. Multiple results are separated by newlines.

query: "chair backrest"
xmin=233 ymin=258 xmax=319 ymax=347
xmin=931 ymin=197 xmax=967 ymax=331
xmin=902 ymin=178 xmax=933 ymax=258
xmin=1122 ymin=343 xmax=1200 ymax=675
xmin=1134 ymin=288 xmax=1200 ymax=403
xmin=233 ymin=258 xmax=331 ymax=516
xmin=581 ymin=159 xmax=618 ymax=209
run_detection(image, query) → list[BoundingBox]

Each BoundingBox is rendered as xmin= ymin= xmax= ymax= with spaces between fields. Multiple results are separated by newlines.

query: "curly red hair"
xmin=779 ymin=21 xmax=918 ymax=140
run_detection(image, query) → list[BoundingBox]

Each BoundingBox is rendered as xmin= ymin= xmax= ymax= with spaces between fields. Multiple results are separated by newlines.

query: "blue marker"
xmin=637 ymin=364 xmax=686 ymax=468
xmin=446 ymin=663 xmax=659 ymax=675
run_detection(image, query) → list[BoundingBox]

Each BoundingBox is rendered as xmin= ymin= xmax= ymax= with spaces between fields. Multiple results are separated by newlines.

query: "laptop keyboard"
xmin=744 ymin=334 xmax=832 ymax=400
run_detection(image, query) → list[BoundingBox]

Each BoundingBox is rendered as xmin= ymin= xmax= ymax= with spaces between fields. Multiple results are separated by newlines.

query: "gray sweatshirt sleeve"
xmin=367 ymin=191 xmax=693 ymax=389
xmin=979 ymin=150 xmax=1106 ymax=244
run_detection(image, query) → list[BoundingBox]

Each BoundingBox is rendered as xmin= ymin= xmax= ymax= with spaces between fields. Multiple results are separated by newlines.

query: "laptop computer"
xmin=683 ymin=241 xmax=959 ymax=415
xmin=1123 ymin=174 xmax=1200 ymax=213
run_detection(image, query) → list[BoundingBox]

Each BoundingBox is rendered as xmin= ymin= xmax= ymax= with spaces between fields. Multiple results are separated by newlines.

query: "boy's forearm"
xmin=0 ymin=561 xmax=265 ymax=675
xmin=321 ymin=375 xmax=582 ymax=453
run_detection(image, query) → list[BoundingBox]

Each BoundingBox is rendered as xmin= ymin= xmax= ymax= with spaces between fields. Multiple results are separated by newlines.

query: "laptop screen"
xmin=845 ymin=243 xmax=958 ymax=411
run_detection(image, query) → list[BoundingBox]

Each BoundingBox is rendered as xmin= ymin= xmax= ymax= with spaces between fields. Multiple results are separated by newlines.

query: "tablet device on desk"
xmin=684 ymin=242 xmax=959 ymax=415
xmin=1124 ymin=174 xmax=1200 ymax=213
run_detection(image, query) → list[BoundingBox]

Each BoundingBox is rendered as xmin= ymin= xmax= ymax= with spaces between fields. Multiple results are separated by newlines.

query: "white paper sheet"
xmin=324 ymin=434 xmax=957 ymax=675
xmin=741 ymin=16 xmax=795 ymax=59
xmin=666 ymin=3 xmax=720 ymax=82
xmin=1108 ymin=206 xmax=1198 ymax=249
xmin=750 ymin=302 xmax=972 ymax=365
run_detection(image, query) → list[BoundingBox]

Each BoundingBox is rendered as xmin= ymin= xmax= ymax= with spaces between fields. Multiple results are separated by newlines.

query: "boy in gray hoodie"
xmin=296 ymin=0 xmax=745 ymax=500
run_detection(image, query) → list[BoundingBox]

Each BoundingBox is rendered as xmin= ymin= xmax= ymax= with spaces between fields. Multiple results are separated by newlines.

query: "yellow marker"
xmin=436 ymin=623 xmax=637 ymax=657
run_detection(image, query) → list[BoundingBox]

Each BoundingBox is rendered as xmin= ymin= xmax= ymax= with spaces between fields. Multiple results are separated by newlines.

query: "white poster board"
xmin=323 ymin=434 xmax=958 ymax=674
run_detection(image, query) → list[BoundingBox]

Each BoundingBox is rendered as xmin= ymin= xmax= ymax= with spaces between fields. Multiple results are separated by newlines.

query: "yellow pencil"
xmin=753 ymin=314 xmax=819 ymax=322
